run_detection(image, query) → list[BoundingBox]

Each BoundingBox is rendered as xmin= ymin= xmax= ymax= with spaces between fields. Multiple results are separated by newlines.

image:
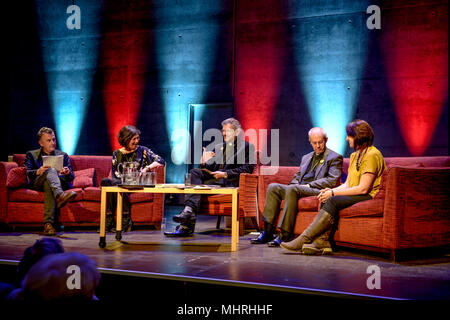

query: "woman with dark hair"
xmin=101 ymin=125 xmax=165 ymax=232
xmin=281 ymin=120 xmax=386 ymax=255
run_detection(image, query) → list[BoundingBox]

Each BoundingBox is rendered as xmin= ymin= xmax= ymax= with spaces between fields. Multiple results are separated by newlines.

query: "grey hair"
xmin=37 ymin=127 xmax=54 ymax=141
xmin=221 ymin=118 xmax=242 ymax=130
xmin=308 ymin=127 xmax=327 ymax=140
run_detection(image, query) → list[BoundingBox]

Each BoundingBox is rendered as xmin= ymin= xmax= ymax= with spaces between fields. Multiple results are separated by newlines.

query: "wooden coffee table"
xmin=98 ymin=185 xmax=240 ymax=251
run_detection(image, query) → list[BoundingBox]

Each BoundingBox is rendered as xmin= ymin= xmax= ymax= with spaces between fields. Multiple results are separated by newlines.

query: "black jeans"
xmin=33 ymin=168 xmax=70 ymax=225
xmin=183 ymin=168 xmax=225 ymax=212
xmin=321 ymin=194 xmax=372 ymax=218
xmin=262 ymin=183 xmax=320 ymax=236
xmin=181 ymin=168 xmax=229 ymax=231
xmin=101 ymin=178 xmax=131 ymax=215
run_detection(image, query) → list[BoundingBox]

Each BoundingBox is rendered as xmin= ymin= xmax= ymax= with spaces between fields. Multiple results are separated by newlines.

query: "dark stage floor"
xmin=1 ymin=205 xmax=449 ymax=313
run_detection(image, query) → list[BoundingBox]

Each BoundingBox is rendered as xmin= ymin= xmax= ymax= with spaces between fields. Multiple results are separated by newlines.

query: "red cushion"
xmin=83 ymin=187 xmax=154 ymax=202
xmin=339 ymin=198 xmax=384 ymax=218
xmin=298 ymin=196 xmax=320 ymax=211
xmin=129 ymin=193 xmax=153 ymax=203
xmin=9 ymin=189 xmax=45 ymax=202
xmin=83 ymin=187 xmax=101 ymax=201
xmin=73 ymin=168 xmax=95 ymax=188
xmin=6 ymin=167 xmax=28 ymax=188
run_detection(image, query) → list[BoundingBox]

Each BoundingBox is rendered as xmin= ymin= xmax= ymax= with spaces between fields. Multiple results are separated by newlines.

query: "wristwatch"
xmin=224 ymin=172 xmax=228 ymax=178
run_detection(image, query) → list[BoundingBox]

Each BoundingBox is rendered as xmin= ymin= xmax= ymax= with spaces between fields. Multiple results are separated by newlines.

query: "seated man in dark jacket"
xmin=24 ymin=127 xmax=76 ymax=236
xmin=251 ymin=127 xmax=343 ymax=247
xmin=164 ymin=118 xmax=256 ymax=237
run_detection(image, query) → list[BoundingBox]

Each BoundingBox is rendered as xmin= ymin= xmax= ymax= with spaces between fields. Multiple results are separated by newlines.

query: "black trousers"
xmin=33 ymin=168 xmax=70 ymax=225
xmin=321 ymin=194 xmax=372 ymax=218
xmin=101 ymin=178 xmax=131 ymax=215
xmin=181 ymin=168 xmax=231 ymax=231
xmin=184 ymin=168 xmax=225 ymax=212
xmin=262 ymin=183 xmax=320 ymax=236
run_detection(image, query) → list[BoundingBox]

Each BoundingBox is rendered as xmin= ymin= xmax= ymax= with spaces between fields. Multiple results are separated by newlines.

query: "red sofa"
xmin=258 ymin=156 xmax=450 ymax=259
xmin=0 ymin=154 xmax=165 ymax=228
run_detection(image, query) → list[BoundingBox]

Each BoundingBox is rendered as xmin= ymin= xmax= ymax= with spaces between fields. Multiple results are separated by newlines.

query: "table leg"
xmin=99 ymin=188 xmax=107 ymax=248
xmin=116 ymin=192 xmax=123 ymax=241
xmin=231 ymin=190 xmax=238 ymax=252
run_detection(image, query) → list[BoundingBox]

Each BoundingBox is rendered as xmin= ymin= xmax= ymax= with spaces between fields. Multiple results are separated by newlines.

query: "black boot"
xmin=280 ymin=209 xmax=334 ymax=253
xmin=164 ymin=223 xmax=194 ymax=237
xmin=173 ymin=206 xmax=196 ymax=223
xmin=122 ymin=214 xmax=133 ymax=232
xmin=106 ymin=214 xmax=115 ymax=232
xmin=267 ymin=230 xmax=290 ymax=247
xmin=250 ymin=223 xmax=275 ymax=244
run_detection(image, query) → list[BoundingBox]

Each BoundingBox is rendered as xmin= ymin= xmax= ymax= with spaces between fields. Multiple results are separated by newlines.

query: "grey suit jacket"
xmin=24 ymin=148 xmax=74 ymax=187
xmin=289 ymin=148 xmax=343 ymax=190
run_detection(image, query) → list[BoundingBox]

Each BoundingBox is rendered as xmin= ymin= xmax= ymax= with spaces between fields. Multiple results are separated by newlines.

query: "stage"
xmin=1 ymin=205 xmax=449 ymax=314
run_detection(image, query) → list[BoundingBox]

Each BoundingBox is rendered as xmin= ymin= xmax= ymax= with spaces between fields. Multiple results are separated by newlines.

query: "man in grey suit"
xmin=251 ymin=127 xmax=343 ymax=247
xmin=24 ymin=127 xmax=76 ymax=236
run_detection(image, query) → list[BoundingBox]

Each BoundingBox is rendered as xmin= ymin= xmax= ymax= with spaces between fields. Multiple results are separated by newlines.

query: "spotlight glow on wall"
xmin=155 ymin=3 xmax=223 ymax=182
xmin=235 ymin=0 xmax=287 ymax=153
xmin=36 ymin=0 xmax=102 ymax=154
xmin=293 ymin=3 xmax=369 ymax=154
xmin=382 ymin=5 xmax=448 ymax=155
xmin=100 ymin=2 xmax=153 ymax=151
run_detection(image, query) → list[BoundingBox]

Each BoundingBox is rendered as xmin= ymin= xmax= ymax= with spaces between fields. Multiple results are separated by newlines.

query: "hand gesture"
xmin=201 ymin=147 xmax=215 ymax=164
xmin=37 ymin=166 xmax=50 ymax=176
xmin=317 ymin=188 xmax=332 ymax=203
xmin=59 ymin=167 xmax=70 ymax=175
xmin=211 ymin=171 xmax=226 ymax=179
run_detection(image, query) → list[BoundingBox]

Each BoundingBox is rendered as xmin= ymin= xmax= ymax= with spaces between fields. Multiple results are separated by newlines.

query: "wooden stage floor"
xmin=1 ymin=206 xmax=449 ymax=312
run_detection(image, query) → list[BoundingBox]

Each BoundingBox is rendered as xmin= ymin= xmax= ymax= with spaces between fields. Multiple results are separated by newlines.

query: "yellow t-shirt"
xmin=347 ymin=146 xmax=386 ymax=197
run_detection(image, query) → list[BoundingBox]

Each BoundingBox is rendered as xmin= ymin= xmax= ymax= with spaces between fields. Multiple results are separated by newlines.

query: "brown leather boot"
xmin=43 ymin=223 xmax=56 ymax=236
xmin=280 ymin=209 xmax=334 ymax=253
xmin=302 ymin=229 xmax=333 ymax=255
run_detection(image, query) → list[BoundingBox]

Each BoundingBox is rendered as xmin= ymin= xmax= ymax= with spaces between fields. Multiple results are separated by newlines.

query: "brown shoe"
xmin=56 ymin=191 xmax=77 ymax=208
xmin=43 ymin=223 xmax=56 ymax=236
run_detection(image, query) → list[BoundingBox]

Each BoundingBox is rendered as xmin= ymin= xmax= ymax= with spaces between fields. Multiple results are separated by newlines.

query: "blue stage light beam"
xmin=291 ymin=1 xmax=369 ymax=154
xmin=35 ymin=0 xmax=103 ymax=154
xmin=155 ymin=2 xmax=224 ymax=182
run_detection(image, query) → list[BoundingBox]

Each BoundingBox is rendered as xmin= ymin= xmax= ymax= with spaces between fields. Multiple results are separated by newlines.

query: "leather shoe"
xmin=250 ymin=231 xmax=274 ymax=244
xmin=173 ymin=207 xmax=196 ymax=223
xmin=56 ymin=191 xmax=77 ymax=208
xmin=43 ymin=223 xmax=56 ymax=236
xmin=267 ymin=236 xmax=282 ymax=247
xmin=164 ymin=225 xmax=193 ymax=237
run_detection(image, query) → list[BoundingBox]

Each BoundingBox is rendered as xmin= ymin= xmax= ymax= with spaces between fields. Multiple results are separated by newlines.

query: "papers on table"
xmin=42 ymin=155 xmax=64 ymax=171
xmin=154 ymin=184 xmax=223 ymax=190
xmin=155 ymin=184 xmax=185 ymax=188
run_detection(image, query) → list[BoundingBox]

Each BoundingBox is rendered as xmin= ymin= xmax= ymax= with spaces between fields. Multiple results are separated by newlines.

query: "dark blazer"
xmin=201 ymin=139 xmax=256 ymax=186
xmin=24 ymin=149 xmax=74 ymax=187
xmin=290 ymin=148 xmax=343 ymax=190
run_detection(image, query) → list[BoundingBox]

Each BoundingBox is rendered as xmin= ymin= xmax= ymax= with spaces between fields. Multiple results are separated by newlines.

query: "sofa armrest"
xmin=382 ymin=166 xmax=450 ymax=250
xmin=238 ymin=173 xmax=258 ymax=218
xmin=0 ymin=161 xmax=19 ymax=223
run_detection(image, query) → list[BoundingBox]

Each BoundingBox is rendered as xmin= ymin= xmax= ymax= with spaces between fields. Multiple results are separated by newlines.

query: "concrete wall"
xmin=5 ymin=0 xmax=448 ymax=176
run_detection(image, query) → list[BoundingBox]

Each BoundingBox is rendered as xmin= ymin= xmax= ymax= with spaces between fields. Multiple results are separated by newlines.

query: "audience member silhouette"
xmin=9 ymin=252 xmax=101 ymax=304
